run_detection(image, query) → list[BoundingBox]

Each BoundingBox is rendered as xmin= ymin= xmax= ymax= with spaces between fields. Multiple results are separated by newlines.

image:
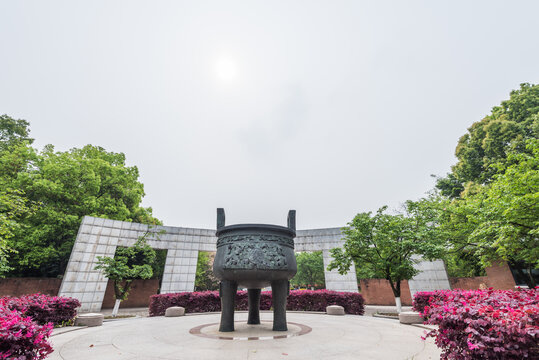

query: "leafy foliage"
xmin=149 ymin=289 xmax=365 ymax=316
xmin=290 ymin=251 xmax=325 ymax=289
xmin=415 ymin=289 xmax=539 ymax=359
xmin=0 ymin=294 xmax=80 ymax=326
xmin=194 ymin=251 xmax=219 ymax=291
xmin=437 ymin=83 xmax=539 ymax=196
xmin=444 ymin=250 xmax=486 ymax=278
xmin=0 ymin=117 xmax=160 ymax=277
xmin=95 ymin=231 xmax=157 ymax=301
xmin=0 ymin=189 xmax=36 ymax=277
xmin=0 ymin=293 xmax=80 ymax=359
xmin=328 ymin=199 xmax=445 ymax=298
xmin=0 ymin=116 xmax=39 ymax=277
xmin=433 ymin=84 xmax=539 ymax=284
xmin=0 ymin=114 xmax=33 ymax=151
xmin=440 ymin=139 xmax=538 ymax=286
xmin=0 ymin=307 xmax=53 ymax=360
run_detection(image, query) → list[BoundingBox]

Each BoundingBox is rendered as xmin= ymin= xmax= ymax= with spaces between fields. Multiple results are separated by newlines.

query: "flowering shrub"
xmin=414 ymin=288 xmax=539 ymax=359
xmin=287 ymin=289 xmax=364 ymax=314
xmin=0 ymin=294 xmax=81 ymax=326
xmin=412 ymin=291 xmax=447 ymax=315
xmin=150 ymin=289 xmax=365 ymax=316
xmin=0 ymin=307 xmax=53 ymax=359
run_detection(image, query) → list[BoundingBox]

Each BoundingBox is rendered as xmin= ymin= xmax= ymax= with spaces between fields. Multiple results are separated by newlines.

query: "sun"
xmin=214 ymin=56 xmax=238 ymax=82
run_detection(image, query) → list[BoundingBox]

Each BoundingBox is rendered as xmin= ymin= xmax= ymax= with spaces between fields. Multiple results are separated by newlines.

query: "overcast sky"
xmin=1 ymin=1 xmax=538 ymax=229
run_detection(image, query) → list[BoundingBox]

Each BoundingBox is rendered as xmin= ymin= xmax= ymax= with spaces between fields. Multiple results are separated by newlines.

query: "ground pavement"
xmin=50 ymin=311 xmax=440 ymax=360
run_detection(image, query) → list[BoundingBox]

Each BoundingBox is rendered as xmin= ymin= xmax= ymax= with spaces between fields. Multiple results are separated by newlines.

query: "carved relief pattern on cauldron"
xmin=217 ymin=234 xmax=294 ymax=249
xmin=223 ymin=242 xmax=288 ymax=270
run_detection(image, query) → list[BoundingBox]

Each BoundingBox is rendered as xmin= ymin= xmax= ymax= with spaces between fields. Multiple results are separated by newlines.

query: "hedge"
xmin=150 ymin=289 xmax=364 ymax=316
xmin=0 ymin=294 xmax=80 ymax=360
xmin=412 ymin=290 xmax=446 ymax=316
xmin=0 ymin=293 xmax=81 ymax=326
xmin=414 ymin=288 xmax=539 ymax=359
xmin=0 ymin=308 xmax=53 ymax=360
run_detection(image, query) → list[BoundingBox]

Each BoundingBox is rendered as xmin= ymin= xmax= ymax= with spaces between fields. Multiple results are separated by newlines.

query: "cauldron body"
xmin=213 ymin=224 xmax=297 ymax=289
xmin=212 ymin=209 xmax=297 ymax=332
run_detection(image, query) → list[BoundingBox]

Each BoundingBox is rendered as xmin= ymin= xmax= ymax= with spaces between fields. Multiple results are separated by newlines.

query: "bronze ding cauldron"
xmin=213 ymin=208 xmax=297 ymax=331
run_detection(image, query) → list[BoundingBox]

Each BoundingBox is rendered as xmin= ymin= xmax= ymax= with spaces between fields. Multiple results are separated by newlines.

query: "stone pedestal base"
xmin=399 ymin=311 xmax=423 ymax=324
xmin=75 ymin=313 xmax=104 ymax=327
xmin=165 ymin=307 xmax=186 ymax=317
xmin=326 ymin=305 xmax=345 ymax=315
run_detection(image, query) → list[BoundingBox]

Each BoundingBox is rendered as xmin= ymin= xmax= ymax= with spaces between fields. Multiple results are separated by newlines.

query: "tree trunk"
xmin=387 ymin=279 xmax=402 ymax=313
xmin=395 ymin=297 xmax=402 ymax=313
xmin=527 ymin=265 xmax=536 ymax=288
xmin=111 ymin=299 xmax=121 ymax=317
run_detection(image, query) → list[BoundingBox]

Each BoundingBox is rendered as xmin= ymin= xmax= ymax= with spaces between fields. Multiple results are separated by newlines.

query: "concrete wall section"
xmin=296 ymin=228 xmax=359 ymax=292
xmin=60 ymin=217 xmax=452 ymax=311
xmin=407 ymin=259 xmax=451 ymax=296
xmin=322 ymin=249 xmax=359 ymax=292
xmin=58 ymin=217 xmax=117 ymax=312
xmin=59 ymin=216 xmax=217 ymax=312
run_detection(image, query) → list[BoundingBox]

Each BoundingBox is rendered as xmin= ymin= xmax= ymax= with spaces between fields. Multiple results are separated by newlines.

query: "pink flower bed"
xmin=0 ymin=308 xmax=53 ymax=360
xmin=413 ymin=288 xmax=539 ymax=359
xmin=412 ymin=290 xmax=447 ymax=317
xmin=1 ymin=294 xmax=81 ymax=326
xmin=0 ymin=294 xmax=80 ymax=359
xmin=149 ymin=289 xmax=364 ymax=316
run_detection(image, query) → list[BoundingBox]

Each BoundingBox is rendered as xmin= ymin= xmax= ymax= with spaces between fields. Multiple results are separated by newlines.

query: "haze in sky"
xmin=1 ymin=1 xmax=538 ymax=229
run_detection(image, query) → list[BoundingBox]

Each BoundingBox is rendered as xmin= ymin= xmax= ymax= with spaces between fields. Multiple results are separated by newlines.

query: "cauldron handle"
xmin=217 ymin=208 xmax=225 ymax=229
xmin=287 ymin=210 xmax=296 ymax=232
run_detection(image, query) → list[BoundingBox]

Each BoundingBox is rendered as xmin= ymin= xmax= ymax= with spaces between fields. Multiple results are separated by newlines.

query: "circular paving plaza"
xmin=50 ymin=312 xmax=441 ymax=360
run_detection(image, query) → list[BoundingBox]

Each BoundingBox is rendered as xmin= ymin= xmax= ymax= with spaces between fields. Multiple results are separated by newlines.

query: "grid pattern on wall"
xmin=295 ymin=228 xmax=359 ymax=292
xmin=59 ymin=216 xmax=450 ymax=312
xmin=408 ymin=259 xmax=451 ymax=296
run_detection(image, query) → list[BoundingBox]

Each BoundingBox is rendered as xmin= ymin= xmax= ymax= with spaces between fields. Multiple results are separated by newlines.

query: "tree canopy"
xmin=437 ymin=83 xmax=539 ymax=197
xmin=440 ymin=139 xmax=538 ymax=286
xmin=194 ymin=251 xmax=219 ymax=291
xmin=432 ymin=84 xmax=539 ymax=287
xmin=0 ymin=114 xmax=33 ymax=151
xmin=328 ymin=200 xmax=445 ymax=298
xmin=0 ymin=115 xmax=159 ymax=277
xmin=290 ymin=251 xmax=325 ymax=289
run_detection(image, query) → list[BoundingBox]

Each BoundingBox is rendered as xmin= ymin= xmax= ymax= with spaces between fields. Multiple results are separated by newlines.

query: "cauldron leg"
xmin=247 ymin=289 xmax=261 ymax=325
xmin=271 ymin=280 xmax=289 ymax=331
xmin=219 ymin=280 xmax=237 ymax=332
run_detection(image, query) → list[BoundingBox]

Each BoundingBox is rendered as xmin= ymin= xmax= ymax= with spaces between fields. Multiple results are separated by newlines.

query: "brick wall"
xmin=0 ymin=277 xmax=160 ymax=308
xmin=102 ymin=279 xmax=160 ymax=308
xmin=0 ymin=278 xmax=61 ymax=297
xmin=1 ymin=260 xmax=517 ymax=308
xmin=359 ymin=279 xmax=413 ymax=306
xmin=449 ymin=276 xmax=487 ymax=290
xmin=450 ymin=261 xmax=516 ymax=290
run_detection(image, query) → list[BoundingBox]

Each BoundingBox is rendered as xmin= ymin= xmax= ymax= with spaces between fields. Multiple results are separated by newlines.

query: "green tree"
xmin=0 ymin=189 xmax=35 ymax=276
xmin=443 ymin=139 xmax=538 ymax=287
xmin=0 ymin=114 xmax=33 ymax=151
xmin=436 ymin=83 xmax=539 ymax=197
xmin=95 ymin=231 xmax=157 ymax=316
xmin=7 ymin=143 xmax=160 ymax=277
xmin=290 ymin=251 xmax=325 ymax=289
xmin=194 ymin=251 xmax=218 ymax=291
xmin=328 ymin=200 xmax=445 ymax=311
xmin=0 ymin=116 xmax=37 ymax=276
